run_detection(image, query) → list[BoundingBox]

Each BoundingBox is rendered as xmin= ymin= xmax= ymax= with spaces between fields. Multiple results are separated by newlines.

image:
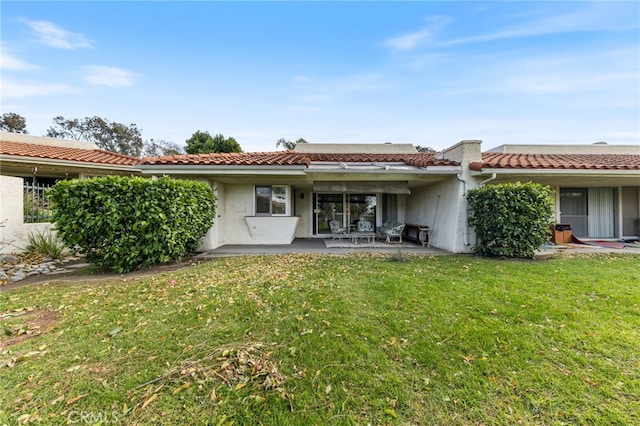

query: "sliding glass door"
xmin=559 ymin=187 xmax=617 ymax=238
xmin=313 ymin=193 xmax=378 ymax=236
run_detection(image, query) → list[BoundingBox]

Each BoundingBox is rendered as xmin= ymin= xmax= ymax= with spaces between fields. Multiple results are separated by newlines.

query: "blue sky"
xmin=2 ymin=1 xmax=639 ymax=152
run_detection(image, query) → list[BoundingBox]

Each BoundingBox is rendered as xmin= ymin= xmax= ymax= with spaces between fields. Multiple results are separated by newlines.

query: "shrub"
xmin=47 ymin=176 xmax=216 ymax=273
xmin=26 ymin=230 xmax=68 ymax=259
xmin=387 ymin=249 xmax=408 ymax=263
xmin=467 ymin=182 xmax=554 ymax=258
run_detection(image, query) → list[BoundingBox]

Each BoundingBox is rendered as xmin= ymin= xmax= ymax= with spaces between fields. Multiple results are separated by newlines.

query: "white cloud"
xmin=384 ymin=29 xmax=431 ymax=51
xmin=292 ymin=75 xmax=312 ymax=83
xmin=384 ymin=16 xmax=453 ymax=52
xmin=24 ymin=19 xmax=92 ymax=49
xmin=83 ymin=65 xmax=140 ymax=87
xmin=441 ymin=4 xmax=639 ymax=47
xmin=0 ymin=47 xmax=37 ymax=71
xmin=297 ymin=72 xmax=390 ymax=105
xmin=1 ymin=78 xmax=75 ymax=99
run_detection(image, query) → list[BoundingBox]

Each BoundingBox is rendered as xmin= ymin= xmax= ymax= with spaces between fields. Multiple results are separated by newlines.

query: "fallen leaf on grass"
xmin=66 ymin=393 xmax=88 ymax=405
xmin=141 ymin=393 xmax=158 ymax=410
xmin=47 ymin=394 xmax=64 ymax=406
xmin=17 ymin=413 xmax=41 ymax=425
xmin=172 ymin=382 xmax=192 ymax=394
xmin=462 ymin=355 xmax=476 ymax=365
xmin=108 ymin=327 xmax=123 ymax=337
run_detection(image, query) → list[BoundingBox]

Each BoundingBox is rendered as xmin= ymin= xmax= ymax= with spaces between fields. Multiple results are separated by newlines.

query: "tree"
xmin=46 ymin=116 xmax=144 ymax=157
xmin=415 ymin=145 xmax=436 ymax=153
xmin=276 ymin=138 xmax=308 ymax=150
xmin=0 ymin=112 xmax=28 ymax=134
xmin=185 ymin=131 xmax=242 ymax=154
xmin=142 ymin=139 xmax=185 ymax=157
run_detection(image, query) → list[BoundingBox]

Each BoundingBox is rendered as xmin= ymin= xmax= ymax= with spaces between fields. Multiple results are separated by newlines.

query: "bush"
xmin=48 ymin=176 xmax=216 ymax=273
xmin=26 ymin=230 xmax=68 ymax=259
xmin=467 ymin=182 xmax=553 ymax=258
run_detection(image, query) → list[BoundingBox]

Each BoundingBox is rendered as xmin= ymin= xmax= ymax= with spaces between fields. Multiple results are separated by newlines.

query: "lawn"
xmin=1 ymin=253 xmax=639 ymax=425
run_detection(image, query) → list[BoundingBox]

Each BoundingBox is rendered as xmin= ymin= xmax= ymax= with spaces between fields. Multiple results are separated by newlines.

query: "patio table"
xmin=350 ymin=232 xmax=375 ymax=244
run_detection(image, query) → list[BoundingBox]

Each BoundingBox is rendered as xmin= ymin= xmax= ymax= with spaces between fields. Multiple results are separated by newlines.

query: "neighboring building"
xmin=0 ymin=131 xmax=140 ymax=184
xmin=471 ymin=144 xmax=640 ymax=241
xmin=139 ymin=140 xmax=640 ymax=252
xmin=0 ymin=131 xmax=140 ymax=251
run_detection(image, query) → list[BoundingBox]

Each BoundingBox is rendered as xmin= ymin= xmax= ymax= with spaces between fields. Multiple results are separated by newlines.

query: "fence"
xmin=23 ymin=181 xmax=54 ymax=223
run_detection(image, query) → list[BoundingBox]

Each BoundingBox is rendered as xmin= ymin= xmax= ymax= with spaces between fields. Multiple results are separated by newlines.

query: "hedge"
xmin=467 ymin=182 xmax=554 ymax=258
xmin=48 ymin=176 xmax=216 ymax=273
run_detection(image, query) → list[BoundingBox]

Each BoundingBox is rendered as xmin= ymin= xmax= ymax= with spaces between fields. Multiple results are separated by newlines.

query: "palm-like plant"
xmin=276 ymin=138 xmax=308 ymax=150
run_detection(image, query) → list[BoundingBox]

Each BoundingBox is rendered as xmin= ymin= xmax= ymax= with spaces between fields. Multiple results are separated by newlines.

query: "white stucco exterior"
xmin=0 ymin=175 xmax=54 ymax=252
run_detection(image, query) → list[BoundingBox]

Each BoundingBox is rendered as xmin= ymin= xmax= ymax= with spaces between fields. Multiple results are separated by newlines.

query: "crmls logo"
xmin=67 ymin=410 xmax=123 ymax=423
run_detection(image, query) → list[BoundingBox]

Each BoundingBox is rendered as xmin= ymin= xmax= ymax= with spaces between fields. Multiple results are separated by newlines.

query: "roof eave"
xmin=0 ymin=155 xmax=139 ymax=172
xmin=138 ymin=164 xmax=307 ymax=175
xmin=306 ymin=165 xmax=461 ymax=174
xmin=471 ymin=168 xmax=640 ymax=176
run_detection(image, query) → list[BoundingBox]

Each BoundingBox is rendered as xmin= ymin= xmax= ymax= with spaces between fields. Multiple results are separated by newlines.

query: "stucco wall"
xmin=405 ymin=177 xmax=471 ymax=253
xmin=195 ymin=179 xmax=223 ymax=251
xmin=294 ymin=188 xmax=311 ymax=238
xmin=219 ymin=184 xmax=299 ymax=245
xmin=1 ymin=175 xmax=54 ymax=253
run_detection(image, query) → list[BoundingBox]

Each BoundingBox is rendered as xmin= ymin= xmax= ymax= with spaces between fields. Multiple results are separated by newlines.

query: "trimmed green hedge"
xmin=48 ymin=176 xmax=216 ymax=273
xmin=467 ymin=182 xmax=553 ymax=258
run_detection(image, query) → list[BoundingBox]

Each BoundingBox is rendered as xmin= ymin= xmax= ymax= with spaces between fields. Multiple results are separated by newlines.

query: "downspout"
xmin=456 ymin=174 xmax=470 ymax=246
xmin=480 ymin=173 xmax=497 ymax=186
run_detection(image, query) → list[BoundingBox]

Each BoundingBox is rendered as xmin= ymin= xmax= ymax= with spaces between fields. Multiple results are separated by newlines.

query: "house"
xmin=139 ymin=140 xmax=640 ymax=252
xmin=0 ymin=131 xmax=140 ymax=251
xmin=2 ymin=131 xmax=639 ymax=254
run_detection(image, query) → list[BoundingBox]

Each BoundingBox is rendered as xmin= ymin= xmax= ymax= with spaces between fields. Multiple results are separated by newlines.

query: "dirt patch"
xmin=1 ymin=308 xmax=61 ymax=348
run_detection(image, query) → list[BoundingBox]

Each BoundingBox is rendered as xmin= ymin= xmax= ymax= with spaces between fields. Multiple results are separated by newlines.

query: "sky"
xmin=1 ymin=1 xmax=639 ymax=153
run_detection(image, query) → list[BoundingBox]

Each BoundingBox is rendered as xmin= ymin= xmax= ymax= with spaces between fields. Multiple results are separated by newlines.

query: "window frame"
xmin=255 ymin=185 xmax=290 ymax=216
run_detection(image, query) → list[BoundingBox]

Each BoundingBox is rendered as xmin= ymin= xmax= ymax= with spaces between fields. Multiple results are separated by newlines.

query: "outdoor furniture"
xmin=357 ymin=220 xmax=374 ymax=232
xmin=329 ymin=220 xmax=347 ymax=239
xmin=380 ymin=223 xmax=405 ymax=243
xmin=418 ymin=226 xmax=431 ymax=247
xmin=377 ymin=220 xmax=401 ymax=239
xmin=351 ymin=232 xmax=375 ymax=244
xmin=405 ymin=223 xmax=431 ymax=247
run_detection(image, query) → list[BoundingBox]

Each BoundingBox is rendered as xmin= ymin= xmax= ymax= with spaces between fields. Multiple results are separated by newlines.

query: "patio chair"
xmin=381 ymin=223 xmax=405 ymax=243
xmin=377 ymin=220 xmax=401 ymax=238
xmin=356 ymin=220 xmax=374 ymax=232
xmin=329 ymin=220 xmax=347 ymax=239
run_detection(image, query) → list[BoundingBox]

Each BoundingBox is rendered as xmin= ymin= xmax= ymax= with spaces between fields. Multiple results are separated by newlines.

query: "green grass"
xmin=1 ymin=253 xmax=639 ymax=425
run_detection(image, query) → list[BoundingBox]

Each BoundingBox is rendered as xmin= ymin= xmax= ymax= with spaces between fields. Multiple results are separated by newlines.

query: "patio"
xmin=202 ymin=238 xmax=445 ymax=257
xmin=200 ymin=238 xmax=640 ymax=259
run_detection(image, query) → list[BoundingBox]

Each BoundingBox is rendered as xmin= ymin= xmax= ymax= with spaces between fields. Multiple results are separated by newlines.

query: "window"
xmin=255 ymin=185 xmax=289 ymax=216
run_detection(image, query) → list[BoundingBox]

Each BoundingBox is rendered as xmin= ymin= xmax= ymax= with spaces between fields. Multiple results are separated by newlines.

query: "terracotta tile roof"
xmin=476 ymin=153 xmax=640 ymax=170
xmin=141 ymin=151 xmax=311 ymax=166
xmin=0 ymin=140 xmax=139 ymax=166
xmin=140 ymin=151 xmax=459 ymax=167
